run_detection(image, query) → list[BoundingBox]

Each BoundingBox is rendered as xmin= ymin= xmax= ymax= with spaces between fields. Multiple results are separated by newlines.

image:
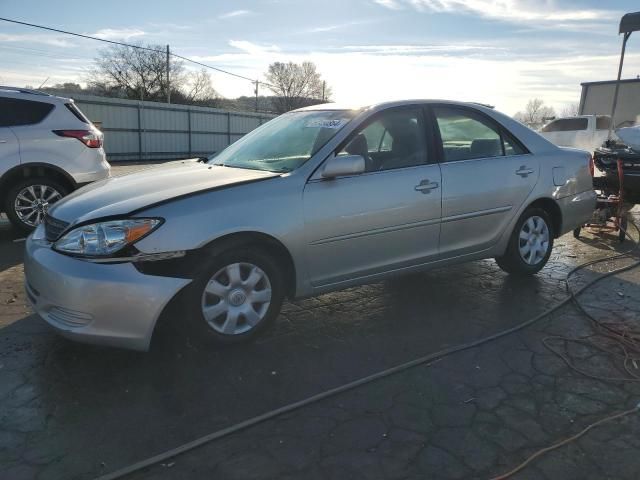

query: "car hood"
xmin=49 ymin=160 xmax=280 ymax=224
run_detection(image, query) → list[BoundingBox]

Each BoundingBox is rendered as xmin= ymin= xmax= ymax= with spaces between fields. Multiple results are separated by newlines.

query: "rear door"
xmin=3 ymin=97 xmax=56 ymax=164
xmin=430 ymin=105 xmax=539 ymax=258
xmin=0 ymin=98 xmax=22 ymax=174
xmin=303 ymin=106 xmax=442 ymax=287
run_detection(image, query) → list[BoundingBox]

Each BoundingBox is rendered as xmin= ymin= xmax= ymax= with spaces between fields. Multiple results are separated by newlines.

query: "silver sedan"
xmin=24 ymin=100 xmax=596 ymax=350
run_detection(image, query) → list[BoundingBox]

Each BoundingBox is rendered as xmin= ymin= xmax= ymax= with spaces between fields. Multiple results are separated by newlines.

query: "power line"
xmin=0 ymin=17 xmax=163 ymax=52
xmin=171 ymin=52 xmax=266 ymax=84
xmin=0 ymin=16 xmax=273 ymax=87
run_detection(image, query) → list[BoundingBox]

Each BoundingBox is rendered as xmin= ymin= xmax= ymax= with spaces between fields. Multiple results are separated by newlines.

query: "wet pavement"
xmin=1 ymin=167 xmax=639 ymax=479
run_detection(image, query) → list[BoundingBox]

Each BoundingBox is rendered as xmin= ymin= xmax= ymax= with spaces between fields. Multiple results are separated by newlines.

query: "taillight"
xmin=589 ymin=155 xmax=595 ymax=177
xmin=53 ymin=129 xmax=103 ymax=148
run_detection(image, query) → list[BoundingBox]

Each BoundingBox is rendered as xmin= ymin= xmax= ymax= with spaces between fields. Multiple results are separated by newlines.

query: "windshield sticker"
xmin=304 ymin=118 xmax=347 ymax=129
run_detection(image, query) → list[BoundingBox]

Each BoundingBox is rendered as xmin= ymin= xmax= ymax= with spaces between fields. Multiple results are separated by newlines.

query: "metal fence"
xmin=54 ymin=93 xmax=275 ymax=162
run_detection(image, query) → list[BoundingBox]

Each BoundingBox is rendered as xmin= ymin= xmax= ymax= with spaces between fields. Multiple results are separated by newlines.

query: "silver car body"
xmin=24 ymin=100 xmax=596 ymax=350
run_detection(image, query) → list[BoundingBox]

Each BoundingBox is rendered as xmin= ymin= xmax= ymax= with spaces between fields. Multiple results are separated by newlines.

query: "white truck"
xmin=539 ymin=115 xmax=612 ymax=152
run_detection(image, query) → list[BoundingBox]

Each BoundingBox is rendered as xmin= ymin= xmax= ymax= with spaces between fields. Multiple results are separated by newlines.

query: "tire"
xmin=495 ymin=207 xmax=554 ymax=275
xmin=619 ymin=217 xmax=628 ymax=243
xmin=184 ymin=246 xmax=285 ymax=345
xmin=573 ymin=227 xmax=581 ymax=239
xmin=4 ymin=177 xmax=68 ymax=233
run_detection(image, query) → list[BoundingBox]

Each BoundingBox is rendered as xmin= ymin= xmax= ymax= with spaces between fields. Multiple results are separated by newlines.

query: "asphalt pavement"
xmin=1 ymin=165 xmax=639 ymax=479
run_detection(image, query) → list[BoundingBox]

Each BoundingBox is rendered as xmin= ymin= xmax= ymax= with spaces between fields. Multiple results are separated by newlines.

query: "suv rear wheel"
xmin=4 ymin=177 xmax=67 ymax=232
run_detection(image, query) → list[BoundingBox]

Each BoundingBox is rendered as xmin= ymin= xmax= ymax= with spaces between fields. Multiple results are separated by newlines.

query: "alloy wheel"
xmin=13 ymin=185 xmax=63 ymax=227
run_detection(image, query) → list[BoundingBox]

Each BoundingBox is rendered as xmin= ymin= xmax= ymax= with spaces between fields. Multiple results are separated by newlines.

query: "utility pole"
xmin=322 ymin=81 xmax=326 ymax=102
xmin=254 ymin=80 xmax=259 ymax=112
xmin=166 ymin=44 xmax=171 ymax=104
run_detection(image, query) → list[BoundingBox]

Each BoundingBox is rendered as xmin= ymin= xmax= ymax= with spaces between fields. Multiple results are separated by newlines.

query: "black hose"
xmin=95 ymin=218 xmax=640 ymax=480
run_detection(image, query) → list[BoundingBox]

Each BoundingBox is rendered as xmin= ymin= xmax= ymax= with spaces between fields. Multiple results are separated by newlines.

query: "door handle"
xmin=0 ymin=140 xmax=7 ymax=144
xmin=415 ymin=179 xmax=439 ymax=194
xmin=515 ymin=166 xmax=534 ymax=177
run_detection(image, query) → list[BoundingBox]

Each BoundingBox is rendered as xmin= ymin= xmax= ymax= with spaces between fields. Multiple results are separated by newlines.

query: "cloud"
xmin=339 ymin=44 xmax=504 ymax=55
xmin=219 ymin=10 xmax=251 ymax=19
xmin=372 ymin=0 xmax=618 ymax=25
xmin=0 ymin=33 xmax=74 ymax=48
xmin=228 ymin=40 xmax=281 ymax=55
xmin=182 ymin=35 xmax=640 ymax=116
xmin=373 ymin=0 xmax=403 ymax=9
xmin=92 ymin=28 xmax=146 ymax=41
xmin=304 ymin=19 xmax=381 ymax=34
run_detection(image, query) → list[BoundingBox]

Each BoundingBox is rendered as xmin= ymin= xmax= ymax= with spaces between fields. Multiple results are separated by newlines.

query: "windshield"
xmin=208 ymin=110 xmax=357 ymax=172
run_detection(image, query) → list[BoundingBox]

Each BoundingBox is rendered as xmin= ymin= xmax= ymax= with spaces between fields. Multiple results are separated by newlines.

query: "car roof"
xmin=0 ymin=86 xmax=70 ymax=104
xmin=292 ymin=99 xmax=494 ymax=113
xmin=296 ymin=98 xmax=561 ymax=155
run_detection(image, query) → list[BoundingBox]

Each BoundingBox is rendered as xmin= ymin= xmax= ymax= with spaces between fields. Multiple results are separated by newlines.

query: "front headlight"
xmin=53 ymin=218 xmax=162 ymax=257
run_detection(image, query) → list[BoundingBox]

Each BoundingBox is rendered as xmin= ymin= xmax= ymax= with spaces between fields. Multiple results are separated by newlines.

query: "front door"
xmin=303 ymin=106 xmax=442 ymax=288
xmin=431 ymin=105 xmax=539 ymax=257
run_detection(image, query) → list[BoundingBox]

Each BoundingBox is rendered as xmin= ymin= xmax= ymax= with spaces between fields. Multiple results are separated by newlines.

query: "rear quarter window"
xmin=596 ymin=116 xmax=611 ymax=130
xmin=65 ymin=103 xmax=90 ymax=124
xmin=0 ymin=97 xmax=55 ymax=127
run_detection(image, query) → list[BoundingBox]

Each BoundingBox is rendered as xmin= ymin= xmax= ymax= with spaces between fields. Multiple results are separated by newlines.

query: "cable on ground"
xmin=491 ymin=217 xmax=640 ymax=479
xmin=489 ymin=404 xmax=640 ymax=480
xmin=94 ymin=217 xmax=640 ymax=480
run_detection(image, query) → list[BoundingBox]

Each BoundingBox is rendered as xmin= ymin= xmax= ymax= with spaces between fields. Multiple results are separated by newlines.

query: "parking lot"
xmin=0 ymin=163 xmax=638 ymax=479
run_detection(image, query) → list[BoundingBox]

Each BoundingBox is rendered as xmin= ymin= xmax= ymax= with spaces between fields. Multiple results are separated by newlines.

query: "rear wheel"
xmin=186 ymin=247 xmax=285 ymax=344
xmin=573 ymin=227 xmax=581 ymax=239
xmin=4 ymin=178 xmax=67 ymax=232
xmin=619 ymin=216 xmax=628 ymax=243
xmin=495 ymin=207 xmax=554 ymax=275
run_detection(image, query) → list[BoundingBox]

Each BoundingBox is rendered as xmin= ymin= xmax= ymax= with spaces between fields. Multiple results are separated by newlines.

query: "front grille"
xmin=44 ymin=215 xmax=69 ymax=242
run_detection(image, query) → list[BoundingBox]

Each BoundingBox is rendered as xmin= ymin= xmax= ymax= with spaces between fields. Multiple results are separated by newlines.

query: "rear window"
xmin=541 ymin=118 xmax=588 ymax=132
xmin=596 ymin=116 xmax=611 ymax=130
xmin=65 ymin=103 xmax=90 ymax=124
xmin=0 ymin=97 xmax=55 ymax=127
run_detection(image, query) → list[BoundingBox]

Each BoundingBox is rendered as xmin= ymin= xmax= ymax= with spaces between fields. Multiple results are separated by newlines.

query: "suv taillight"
xmin=53 ymin=129 xmax=103 ymax=148
xmin=589 ymin=155 xmax=595 ymax=177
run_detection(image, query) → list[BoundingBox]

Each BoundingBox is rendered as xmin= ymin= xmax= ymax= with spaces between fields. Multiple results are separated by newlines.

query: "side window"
xmin=434 ymin=107 xmax=507 ymax=162
xmin=596 ymin=116 xmax=611 ymax=130
xmin=339 ymin=108 xmax=426 ymax=171
xmin=0 ymin=98 xmax=55 ymax=127
xmin=503 ymin=133 xmax=526 ymax=156
xmin=541 ymin=118 xmax=588 ymax=132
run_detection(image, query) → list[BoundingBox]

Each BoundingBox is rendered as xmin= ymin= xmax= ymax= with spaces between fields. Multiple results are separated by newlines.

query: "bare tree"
xmin=559 ymin=102 xmax=579 ymax=118
xmin=264 ymin=61 xmax=332 ymax=113
xmin=514 ymin=98 xmax=556 ymax=128
xmin=88 ymin=42 xmax=184 ymax=101
xmin=184 ymin=69 xmax=220 ymax=104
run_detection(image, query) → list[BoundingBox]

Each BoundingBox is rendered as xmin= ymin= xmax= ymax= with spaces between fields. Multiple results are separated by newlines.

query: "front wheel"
xmin=495 ymin=207 xmax=554 ymax=275
xmin=186 ymin=247 xmax=285 ymax=345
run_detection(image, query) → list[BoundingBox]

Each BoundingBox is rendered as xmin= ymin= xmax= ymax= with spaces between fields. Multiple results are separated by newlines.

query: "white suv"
xmin=0 ymin=86 xmax=111 ymax=231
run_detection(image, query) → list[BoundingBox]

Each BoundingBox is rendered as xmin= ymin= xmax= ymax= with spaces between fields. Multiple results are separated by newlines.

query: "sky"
xmin=1 ymin=0 xmax=639 ymax=115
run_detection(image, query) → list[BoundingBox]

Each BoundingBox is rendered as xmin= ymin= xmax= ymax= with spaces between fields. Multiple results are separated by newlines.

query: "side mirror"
xmin=321 ymin=154 xmax=366 ymax=179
